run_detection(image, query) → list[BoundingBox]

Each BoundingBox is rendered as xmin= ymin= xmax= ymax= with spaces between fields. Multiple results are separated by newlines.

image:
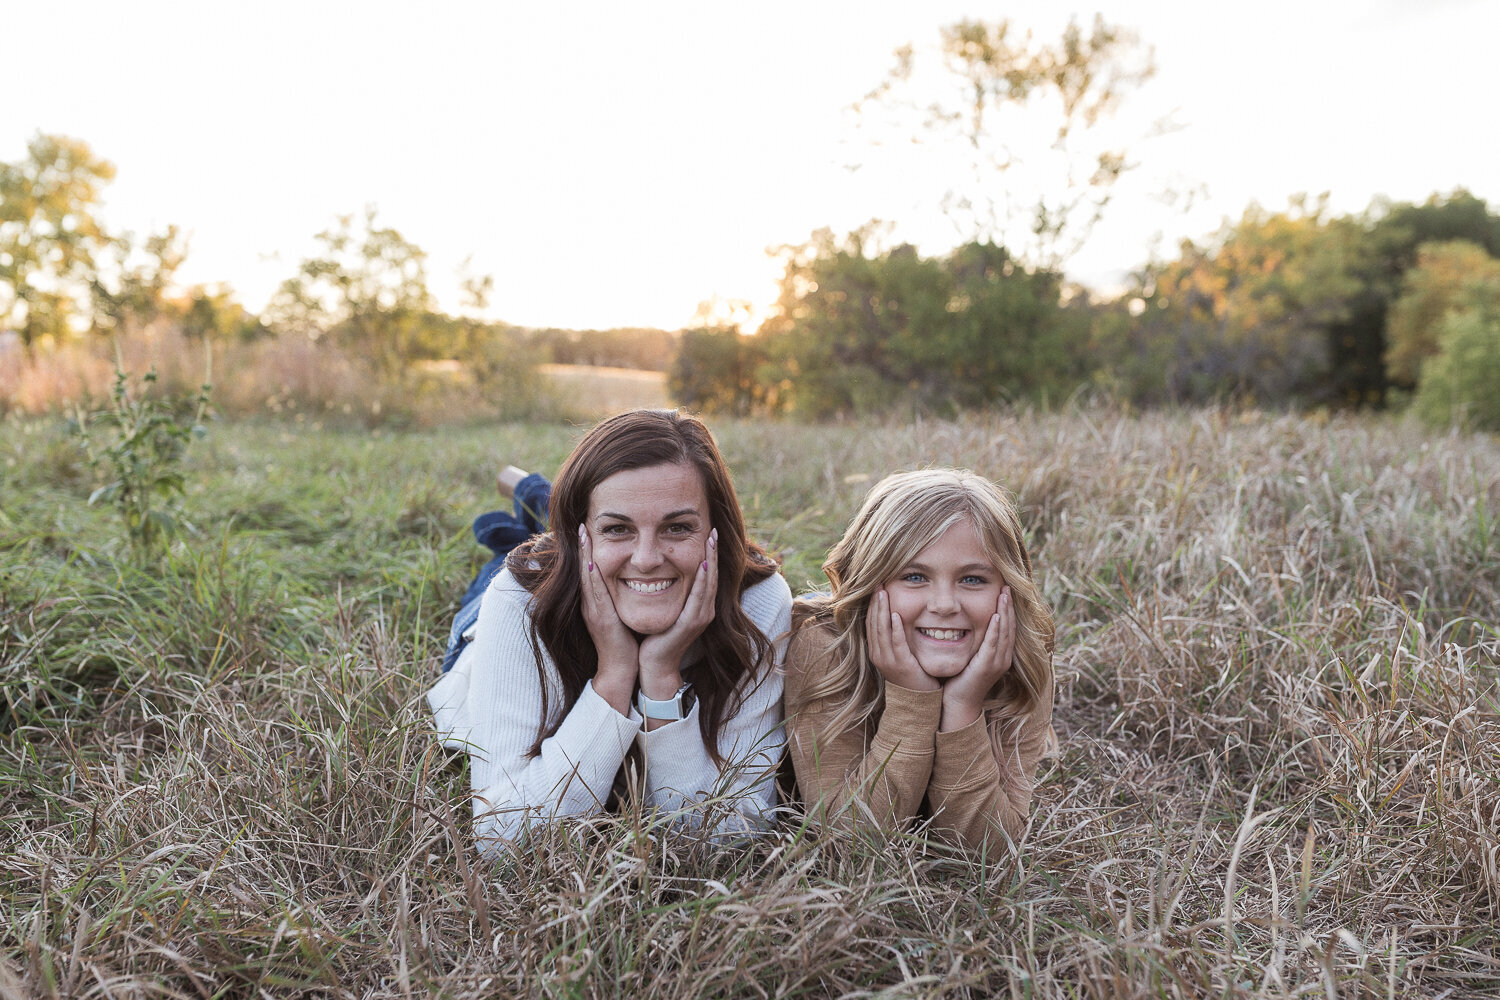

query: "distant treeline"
xmin=4 ymin=132 xmax=1498 ymax=430
xmin=672 ymin=191 xmax=1500 ymax=429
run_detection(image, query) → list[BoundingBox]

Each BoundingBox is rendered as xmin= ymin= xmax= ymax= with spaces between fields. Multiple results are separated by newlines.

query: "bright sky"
xmin=7 ymin=0 xmax=1497 ymax=331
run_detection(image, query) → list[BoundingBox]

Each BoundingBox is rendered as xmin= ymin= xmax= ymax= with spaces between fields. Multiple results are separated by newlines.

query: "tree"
xmin=266 ymin=207 xmax=435 ymax=377
xmin=747 ymin=226 xmax=1086 ymax=418
xmin=1413 ymin=292 xmax=1500 ymax=431
xmin=0 ymin=133 xmax=118 ymax=350
xmin=855 ymin=15 xmax=1157 ymax=269
xmin=1385 ymin=240 xmax=1500 ymax=388
xmin=1134 ymin=198 xmax=1367 ymax=405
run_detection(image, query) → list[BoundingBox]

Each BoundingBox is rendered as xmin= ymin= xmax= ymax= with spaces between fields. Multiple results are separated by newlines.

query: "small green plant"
xmin=71 ymin=365 xmax=211 ymax=561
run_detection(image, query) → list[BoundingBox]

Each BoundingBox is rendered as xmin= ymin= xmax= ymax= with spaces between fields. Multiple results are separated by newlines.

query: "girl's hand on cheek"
xmin=866 ymin=589 xmax=940 ymax=693
xmin=638 ymin=527 xmax=718 ymax=695
xmin=939 ymin=586 xmax=1015 ymax=732
xmin=578 ymin=524 xmax=640 ymax=710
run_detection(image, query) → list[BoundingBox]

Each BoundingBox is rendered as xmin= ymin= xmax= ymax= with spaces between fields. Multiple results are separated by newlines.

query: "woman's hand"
xmin=579 ymin=524 xmax=640 ymax=715
xmin=638 ymin=528 xmax=719 ymax=699
xmin=866 ymin=589 xmax=941 ymax=693
xmin=939 ymin=586 xmax=1015 ymax=732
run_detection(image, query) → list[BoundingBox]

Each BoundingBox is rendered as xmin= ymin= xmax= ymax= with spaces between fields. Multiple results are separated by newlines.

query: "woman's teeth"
xmin=625 ymin=580 xmax=673 ymax=594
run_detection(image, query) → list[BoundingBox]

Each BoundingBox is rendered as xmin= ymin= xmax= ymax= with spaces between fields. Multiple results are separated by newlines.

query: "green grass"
xmin=1 ymin=407 xmax=1498 ymax=997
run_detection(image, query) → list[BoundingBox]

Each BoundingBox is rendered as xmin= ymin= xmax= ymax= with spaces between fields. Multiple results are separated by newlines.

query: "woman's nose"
xmin=631 ymin=535 xmax=664 ymax=569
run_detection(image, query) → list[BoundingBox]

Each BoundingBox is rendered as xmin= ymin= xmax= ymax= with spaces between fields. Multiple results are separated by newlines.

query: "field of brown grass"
xmin=1 ymin=406 xmax=1497 ymax=997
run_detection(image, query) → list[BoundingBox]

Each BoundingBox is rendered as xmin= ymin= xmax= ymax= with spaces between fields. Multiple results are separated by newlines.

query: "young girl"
xmin=783 ymin=468 xmax=1055 ymax=847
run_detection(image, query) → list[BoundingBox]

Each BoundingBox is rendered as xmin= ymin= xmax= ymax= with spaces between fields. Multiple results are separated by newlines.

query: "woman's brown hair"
xmin=508 ymin=409 xmax=778 ymax=761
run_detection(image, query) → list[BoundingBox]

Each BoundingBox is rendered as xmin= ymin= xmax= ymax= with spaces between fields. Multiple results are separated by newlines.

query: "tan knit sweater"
xmin=782 ymin=619 xmax=1052 ymax=847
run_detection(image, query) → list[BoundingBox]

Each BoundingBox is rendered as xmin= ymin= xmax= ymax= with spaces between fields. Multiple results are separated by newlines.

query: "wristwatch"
xmin=636 ymin=683 xmax=695 ymax=721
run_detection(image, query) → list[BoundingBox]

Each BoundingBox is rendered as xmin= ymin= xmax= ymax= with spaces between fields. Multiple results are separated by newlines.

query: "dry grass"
xmin=538 ymin=364 xmax=670 ymax=416
xmin=0 ymin=327 xmax=561 ymax=428
xmin=1 ymin=406 xmax=1497 ymax=997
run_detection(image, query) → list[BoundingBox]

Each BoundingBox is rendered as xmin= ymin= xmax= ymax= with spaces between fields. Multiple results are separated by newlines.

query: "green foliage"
xmin=1414 ymin=295 xmax=1500 ymax=431
xmin=1385 ymin=239 xmax=1500 ymax=388
xmin=0 ymin=133 xmax=118 ymax=349
xmin=737 ymin=229 xmax=1086 ymax=418
xmin=669 ymin=326 xmax=772 ymax=416
xmin=70 ymin=366 xmax=210 ymax=562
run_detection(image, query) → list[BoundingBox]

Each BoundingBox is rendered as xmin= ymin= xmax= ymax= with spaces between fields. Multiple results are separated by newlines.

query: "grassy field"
xmin=2 ymin=407 xmax=1498 ymax=998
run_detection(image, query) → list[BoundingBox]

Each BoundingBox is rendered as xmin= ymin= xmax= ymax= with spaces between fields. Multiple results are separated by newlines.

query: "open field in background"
xmin=2 ymin=407 xmax=1498 ymax=997
xmin=537 ymin=364 xmax=670 ymax=415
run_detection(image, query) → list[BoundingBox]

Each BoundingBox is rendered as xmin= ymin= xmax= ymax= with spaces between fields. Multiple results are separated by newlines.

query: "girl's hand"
xmin=579 ymin=524 xmax=640 ymax=714
xmin=866 ymin=589 xmax=941 ymax=693
xmin=638 ymin=528 xmax=718 ymax=697
xmin=939 ymin=586 xmax=1015 ymax=732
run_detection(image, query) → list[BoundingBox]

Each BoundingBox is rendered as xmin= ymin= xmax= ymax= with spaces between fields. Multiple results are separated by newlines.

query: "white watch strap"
xmin=636 ymin=683 xmax=694 ymax=720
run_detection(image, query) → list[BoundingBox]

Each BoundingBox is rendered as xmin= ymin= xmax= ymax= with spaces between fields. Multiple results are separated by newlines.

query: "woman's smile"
xmin=587 ymin=462 xmax=710 ymax=635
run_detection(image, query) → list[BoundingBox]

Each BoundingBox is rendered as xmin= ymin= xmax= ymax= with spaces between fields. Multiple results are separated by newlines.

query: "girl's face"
xmin=585 ymin=461 xmax=711 ymax=635
xmin=880 ymin=518 xmax=1003 ymax=679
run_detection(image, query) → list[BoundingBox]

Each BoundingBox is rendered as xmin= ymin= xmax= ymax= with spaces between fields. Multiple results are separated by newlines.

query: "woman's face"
xmin=585 ymin=461 xmax=711 ymax=635
xmin=880 ymin=518 xmax=1003 ymax=679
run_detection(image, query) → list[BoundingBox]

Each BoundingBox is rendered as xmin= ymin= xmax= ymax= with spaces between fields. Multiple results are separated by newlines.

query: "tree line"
xmin=670 ymin=191 xmax=1500 ymax=429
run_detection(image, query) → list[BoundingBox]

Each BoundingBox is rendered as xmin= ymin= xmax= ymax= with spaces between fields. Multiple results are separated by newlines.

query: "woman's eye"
xmin=666 ymin=523 xmax=694 ymax=535
xmin=599 ymin=524 xmax=630 ymax=537
xmin=900 ymin=572 xmax=926 ymax=584
xmin=961 ymin=575 xmax=989 ymax=586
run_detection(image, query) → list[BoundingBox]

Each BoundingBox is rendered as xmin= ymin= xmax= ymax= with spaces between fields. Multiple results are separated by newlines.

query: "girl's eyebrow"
xmin=903 ymin=559 xmax=997 ymax=574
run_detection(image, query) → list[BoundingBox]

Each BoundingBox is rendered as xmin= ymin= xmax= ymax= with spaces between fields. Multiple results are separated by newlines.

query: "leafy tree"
xmin=1331 ymin=189 xmax=1500 ymax=405
xmin=1384 ymin=240 xmax=1500 ymax=389
xmin=1413 ymin=291 xmax=1500 ymax=431
xmin=0 ymin=134 xmax=118 ymax=350
xmin=669 ymin=325 xmax=770 ymax=416
xmin=1133 ymin=198 xmax=1367 ymax=405
xmin=92 ymin=225 xmax=190 ymax=335
xmin=747 ymin=226 xmax=1086 ymax=418
xmin=267 ymin=208 xmax=435 ymax=377
xmin=856 ymin=15 xmax=1156 ymax=269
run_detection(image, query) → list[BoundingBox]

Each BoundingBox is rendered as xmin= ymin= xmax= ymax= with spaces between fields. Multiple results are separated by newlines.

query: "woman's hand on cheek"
xmin=866 ymin=589 xmax=940 ymax=693
xmin=578 ymin=524 xmax=640 ymax=714
xmin=638 ymin=527 xmax=718 ymax=697
xmin=939 ymin=586 xmax=1015 ymax=732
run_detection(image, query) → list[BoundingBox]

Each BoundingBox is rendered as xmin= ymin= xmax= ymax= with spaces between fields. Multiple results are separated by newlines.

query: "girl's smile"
xmin=882 ymin=518 xmax=1002 ymax=679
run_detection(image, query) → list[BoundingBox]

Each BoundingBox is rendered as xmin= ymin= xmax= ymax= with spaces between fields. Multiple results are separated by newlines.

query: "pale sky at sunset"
xmin=8 ymin=0 xmax=1497 ymax=331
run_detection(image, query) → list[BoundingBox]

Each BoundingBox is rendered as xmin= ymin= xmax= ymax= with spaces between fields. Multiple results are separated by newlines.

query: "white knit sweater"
xmin=428 ymin=567 xmax=791 ymax=851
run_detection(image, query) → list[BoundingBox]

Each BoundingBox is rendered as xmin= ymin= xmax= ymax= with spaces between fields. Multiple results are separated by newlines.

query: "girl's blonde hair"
xmin=796 ymin=468 xmax=1054 ymax=737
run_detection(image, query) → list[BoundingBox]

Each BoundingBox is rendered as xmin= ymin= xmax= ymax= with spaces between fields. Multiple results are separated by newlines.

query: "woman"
xmin=783 ymin=469 xmax=1055 ymax=847
xmin=428 ymin=409 xmax=791 ymax=851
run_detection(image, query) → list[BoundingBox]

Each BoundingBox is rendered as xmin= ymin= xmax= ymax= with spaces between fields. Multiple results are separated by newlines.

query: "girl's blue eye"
xmin=901 ymin=572 xmax=926 ymax=583
xmin=961 ymin=575 xmax=988 ymax=586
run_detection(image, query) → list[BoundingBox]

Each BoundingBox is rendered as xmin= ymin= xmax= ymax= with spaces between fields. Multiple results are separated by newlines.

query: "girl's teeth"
xmin=625 ymin=580 xmax=671 ymax=594
xmin=918 ymin=628 xmax=966 ymax=641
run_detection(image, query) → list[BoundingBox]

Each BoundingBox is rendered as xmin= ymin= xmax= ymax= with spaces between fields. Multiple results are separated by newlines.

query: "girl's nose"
xmin=928 ymin=583 xmax=959 ymax=613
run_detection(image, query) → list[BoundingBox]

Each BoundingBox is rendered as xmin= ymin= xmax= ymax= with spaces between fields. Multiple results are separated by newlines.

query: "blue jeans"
xmin=442 ymin=473 xmax=551 ymax=672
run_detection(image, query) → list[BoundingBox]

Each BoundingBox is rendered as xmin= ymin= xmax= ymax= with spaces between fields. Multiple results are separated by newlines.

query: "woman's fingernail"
xmin=702 ymin=560 xmax=708 ymax=571
xmin=588 ymin=561 xmax=594 ymax=572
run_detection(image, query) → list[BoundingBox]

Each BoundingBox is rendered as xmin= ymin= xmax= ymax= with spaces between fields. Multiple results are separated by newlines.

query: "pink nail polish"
xmin=587 ymin=561 xmax=594 ymax=572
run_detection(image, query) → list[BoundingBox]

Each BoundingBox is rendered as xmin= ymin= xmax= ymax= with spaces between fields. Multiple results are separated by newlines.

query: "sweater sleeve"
xmin=927 ymin=676 xmax=1054 ymax=847
xmin=636 ymin=572 xmax=792 ymax=835
xmin=783 ymin=620 xmax=942 ymax=833
xmin=427 ymin=570 xmax=641 ymax=851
